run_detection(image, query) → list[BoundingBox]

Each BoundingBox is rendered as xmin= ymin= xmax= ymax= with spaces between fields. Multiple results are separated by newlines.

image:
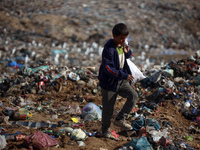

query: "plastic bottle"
xmin=13 ymin=112 xmax=27 ymax=120
xmin=19 ymin=102 xmax=26 ymax=107
xmin=58 ymin=127 xmax=73 ymax=136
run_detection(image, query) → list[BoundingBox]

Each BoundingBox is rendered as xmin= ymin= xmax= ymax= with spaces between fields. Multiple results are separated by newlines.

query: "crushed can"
xmin=15 ymin=134 xmax=26 ymax=141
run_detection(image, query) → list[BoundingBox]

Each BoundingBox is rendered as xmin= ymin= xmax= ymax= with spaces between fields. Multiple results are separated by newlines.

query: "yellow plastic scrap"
xmin=71 ymin=117 xmax=79 ymax=123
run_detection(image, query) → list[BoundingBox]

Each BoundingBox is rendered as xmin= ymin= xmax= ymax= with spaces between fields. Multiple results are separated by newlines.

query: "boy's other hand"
xmin=123 ymin=45 xmax=130 ymax=53
xmin=127 ymin=74 xmax=134 ymax=82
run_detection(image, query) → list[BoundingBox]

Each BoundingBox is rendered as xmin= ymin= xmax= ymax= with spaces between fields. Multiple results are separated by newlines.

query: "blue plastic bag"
xmin=82 ymin=103 xmax=102 ymax=121
xmin=146 ymin=118 xmax=161 ymax=130
xmin=126 ymin=136 xmax=151 ymax=150
xmin=131 ymin=117 xmax=144 ymax=131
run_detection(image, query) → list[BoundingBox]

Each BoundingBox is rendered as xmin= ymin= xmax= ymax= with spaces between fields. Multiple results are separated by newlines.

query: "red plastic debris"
xmin=110 ymin=130 xmax=119 ymax=139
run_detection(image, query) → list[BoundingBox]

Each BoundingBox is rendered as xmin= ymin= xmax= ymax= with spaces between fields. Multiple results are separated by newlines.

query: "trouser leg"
xmin=101 ymin=88 xmax=117 ymax=133
xmin=116 ymin=80 xmax=138 ymax=120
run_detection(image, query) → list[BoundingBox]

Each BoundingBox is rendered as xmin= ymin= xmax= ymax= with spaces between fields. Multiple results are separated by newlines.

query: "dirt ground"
xmin=0 ymin=76 xmax=199 ymax=150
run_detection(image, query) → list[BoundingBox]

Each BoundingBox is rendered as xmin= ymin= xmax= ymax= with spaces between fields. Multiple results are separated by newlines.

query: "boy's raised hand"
xmin=123 ymin=45 xmax=130 ymax=53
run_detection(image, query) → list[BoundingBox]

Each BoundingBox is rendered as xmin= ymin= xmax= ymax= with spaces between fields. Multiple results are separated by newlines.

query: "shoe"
xmin=102 ymin=131 xmax=119 ymax=141
xmin=114 ymin=119 xmax=133 ymax=130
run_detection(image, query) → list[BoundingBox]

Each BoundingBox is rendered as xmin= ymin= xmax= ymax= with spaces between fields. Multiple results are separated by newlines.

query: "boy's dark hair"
xmin=112 ymin=23 xmax=129 ymax=36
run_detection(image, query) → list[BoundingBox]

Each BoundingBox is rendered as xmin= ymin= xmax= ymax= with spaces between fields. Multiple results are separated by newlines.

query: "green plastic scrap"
xmin=183 ymin=136 xmax=193 ymax=141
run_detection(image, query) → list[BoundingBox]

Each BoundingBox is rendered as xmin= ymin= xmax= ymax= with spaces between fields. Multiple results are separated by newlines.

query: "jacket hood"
xmin=104 ymin=39 xmax=116 ymax=49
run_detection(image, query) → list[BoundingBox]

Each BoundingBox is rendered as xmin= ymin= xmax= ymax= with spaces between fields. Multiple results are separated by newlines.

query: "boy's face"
xmin=113 ymin=34 xmax=127 ymax=47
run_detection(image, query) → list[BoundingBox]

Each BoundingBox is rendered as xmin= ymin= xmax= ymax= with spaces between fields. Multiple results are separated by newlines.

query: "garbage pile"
xmin=0 ymin=47 xmax=199 ymax=149
xmin=122 ymin=50 xmax=200 ymax=149
xmin=1 ymin=0 xmax=199 ymax=73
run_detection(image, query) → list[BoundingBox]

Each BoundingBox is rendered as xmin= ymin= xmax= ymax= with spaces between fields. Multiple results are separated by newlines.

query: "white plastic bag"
xmin=71 ymin=129 xmax=86 ymax=140
xmin=148 ymin=130 xmax=168 ymax=142
xmin=127 ymin=59 xmax=146 ymax=84
xmin=0 ymin=135 xmax=7 ymax=150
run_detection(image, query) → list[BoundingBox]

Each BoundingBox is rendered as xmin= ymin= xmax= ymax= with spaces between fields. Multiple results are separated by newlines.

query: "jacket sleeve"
xmin=125 ymin=49 xmax=132 ymax=59
xmin=102 ymin=47 xmax=128 ymax=80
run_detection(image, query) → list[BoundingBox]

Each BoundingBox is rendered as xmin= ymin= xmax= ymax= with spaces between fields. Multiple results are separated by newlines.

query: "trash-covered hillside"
xmin=0 ymin=0 xmax=200 ymax=150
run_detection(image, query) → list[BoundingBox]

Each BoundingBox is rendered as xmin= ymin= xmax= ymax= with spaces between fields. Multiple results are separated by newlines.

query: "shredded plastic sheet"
xmin=23 ymin=131 xmax=59 ymax=150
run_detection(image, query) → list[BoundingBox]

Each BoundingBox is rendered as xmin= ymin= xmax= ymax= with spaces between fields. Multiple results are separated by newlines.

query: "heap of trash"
xmin=0 ymin=47 xmax=199 ymax=149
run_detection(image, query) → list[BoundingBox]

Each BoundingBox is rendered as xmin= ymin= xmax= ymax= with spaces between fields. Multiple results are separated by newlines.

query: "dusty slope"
xmin=0 ymin=0 xmax=200 ymax=49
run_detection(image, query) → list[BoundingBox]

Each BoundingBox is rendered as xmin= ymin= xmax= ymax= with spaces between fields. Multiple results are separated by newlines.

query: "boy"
xmin=98 ymin=23 xmax=138 ymax=140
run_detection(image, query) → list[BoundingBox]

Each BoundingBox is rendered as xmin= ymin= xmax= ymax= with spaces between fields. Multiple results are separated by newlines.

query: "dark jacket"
xmin=98 ymin=39 xmax=132 ymax=91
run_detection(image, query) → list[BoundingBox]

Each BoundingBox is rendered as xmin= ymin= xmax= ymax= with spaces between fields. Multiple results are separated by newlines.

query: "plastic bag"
xmin=0 ymin=135 xmax=7 ymax=150
xmin=23 ymin=131 xmax=59 ymax=149
xmin=126 ymin=136 xmax=152 ymax=150
xmin=82 ymin=103 xmax=102 ymax=121
xmin=148 ymin=70 xmax=162 ymax=83
xmin=162 ymin=69 xmax=174 ymax=77
xmin=145 ymin=118 xmax=161 ymax=130
xmin=131 ymin=117 xmax=144 ymax=131
xmin=66 ymin=104 xmax=81 ymax=115
xmin=148 ymin=130 xmax=168 ymax=142
xmin=77 ymin=141 xmax=86 ymax=146
xmin=127 ymin=59 xmax=146 ymax=84
xmin=71 ymin=129 xmax=86 ymax=140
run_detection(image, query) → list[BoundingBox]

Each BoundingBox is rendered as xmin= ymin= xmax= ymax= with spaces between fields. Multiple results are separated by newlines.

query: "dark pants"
xmin=101 ymin=80 xmax=138 ymax=133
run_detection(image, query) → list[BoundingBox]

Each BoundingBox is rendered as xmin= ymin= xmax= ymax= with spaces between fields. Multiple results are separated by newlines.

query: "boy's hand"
xmin=127 ymin=74 xmax=134 ymax=82
xmin=123 ymin=45 xmax=130 ymax=53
